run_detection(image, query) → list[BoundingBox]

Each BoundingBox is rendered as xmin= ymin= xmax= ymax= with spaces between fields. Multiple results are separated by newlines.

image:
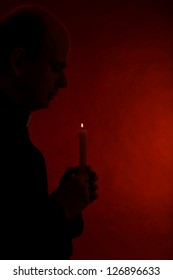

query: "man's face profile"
xmin=10 ymin=17 xmax=69 ymax=111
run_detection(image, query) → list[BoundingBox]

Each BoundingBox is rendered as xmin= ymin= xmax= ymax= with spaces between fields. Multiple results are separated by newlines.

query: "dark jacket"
xmin=0 ymin=92 xmax=84 ymax=260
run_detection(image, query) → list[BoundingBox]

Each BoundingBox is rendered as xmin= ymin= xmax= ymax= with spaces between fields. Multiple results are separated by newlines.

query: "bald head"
xmin=0 ymin=4 xmax=70 ymax=72
xmin=0 ymin=4 xmax=70 ymax=111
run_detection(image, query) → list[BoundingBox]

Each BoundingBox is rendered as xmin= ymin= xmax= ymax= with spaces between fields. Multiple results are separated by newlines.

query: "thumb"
xmin=59 ymin=166 xmax=79 ymax=186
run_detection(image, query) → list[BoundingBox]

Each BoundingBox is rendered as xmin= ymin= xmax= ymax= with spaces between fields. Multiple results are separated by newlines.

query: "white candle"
xmin=78 ymin=123 xmax=87 ymax=171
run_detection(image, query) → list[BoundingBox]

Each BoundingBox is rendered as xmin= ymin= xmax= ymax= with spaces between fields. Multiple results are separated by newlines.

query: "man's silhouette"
xmin=0 ymin=5 xmax=99 ymax=260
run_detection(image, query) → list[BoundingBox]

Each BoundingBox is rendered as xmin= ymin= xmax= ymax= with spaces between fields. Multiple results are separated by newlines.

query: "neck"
xmin=0 ymin=74 xmax=24 ymax=106
xmin=0 ymin=91 xmax=31 ymax=128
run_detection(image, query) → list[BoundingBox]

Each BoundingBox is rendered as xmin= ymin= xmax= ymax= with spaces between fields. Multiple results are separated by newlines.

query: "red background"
xmin=1 ymin=0 xmax=173 ymax=259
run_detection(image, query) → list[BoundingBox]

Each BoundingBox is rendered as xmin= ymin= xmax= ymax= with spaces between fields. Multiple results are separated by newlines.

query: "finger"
xmin=86 ymin=165 xmax=94 ymax=172
xmin=77 ymin=165 xmax=98 ymax=179
xmin=59 ymin=166 xmax=79 ymax=186
xmin=89 ymin=192 xmax=99 ymax=202
xmin=65 ymin=166 xmax=79 ymax=176
xmin=61 ymin=168 xmax=74 ymax=180
xmin=89 ymin=182 xmax=99 ymax=190
xmin=89 ymin=172 xmax=98 ymax=182
xmin=85 ymin=166 xmax=98 ymax=181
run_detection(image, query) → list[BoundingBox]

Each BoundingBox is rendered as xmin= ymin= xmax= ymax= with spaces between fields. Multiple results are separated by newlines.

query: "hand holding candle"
xmin=54 ymin=123 xmax=98 ymax=218
xmin=78 ymin=123 xmax=87 ymax=172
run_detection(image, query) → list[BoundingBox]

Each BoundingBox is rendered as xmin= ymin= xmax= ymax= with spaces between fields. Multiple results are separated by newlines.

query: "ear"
xmin=10 ymin=48 xmax=27 ymax=77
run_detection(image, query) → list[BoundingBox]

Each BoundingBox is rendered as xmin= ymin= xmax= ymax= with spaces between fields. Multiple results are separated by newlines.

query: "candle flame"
xmin=81 ymin=123 xmax=84 ymax=128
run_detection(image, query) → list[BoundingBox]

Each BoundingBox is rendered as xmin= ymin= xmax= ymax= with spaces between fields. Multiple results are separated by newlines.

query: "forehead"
xmin=44 ymin=18 xmax=70 ymax=63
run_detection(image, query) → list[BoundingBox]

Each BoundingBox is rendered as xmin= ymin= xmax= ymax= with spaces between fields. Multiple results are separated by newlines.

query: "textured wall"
xmin=2 ymin=0 xmax=173 ymax=259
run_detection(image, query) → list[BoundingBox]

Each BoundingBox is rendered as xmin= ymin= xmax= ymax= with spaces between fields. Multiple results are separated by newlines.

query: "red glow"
xmin=29 ymin=1 xmax=173 ymax=259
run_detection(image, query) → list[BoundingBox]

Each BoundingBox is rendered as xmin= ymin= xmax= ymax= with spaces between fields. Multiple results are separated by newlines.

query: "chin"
xmin=30 ymin=101 xmax=50 ymax=111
